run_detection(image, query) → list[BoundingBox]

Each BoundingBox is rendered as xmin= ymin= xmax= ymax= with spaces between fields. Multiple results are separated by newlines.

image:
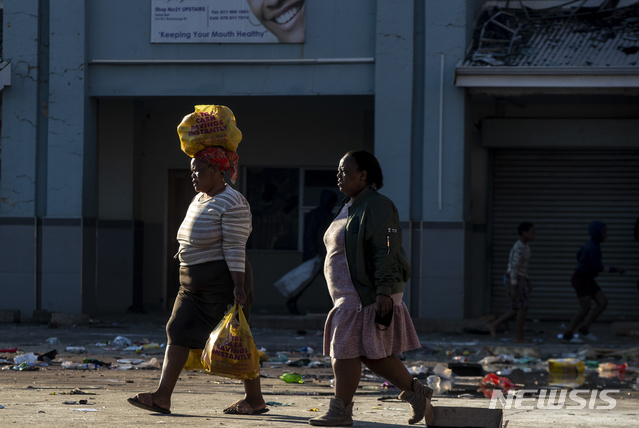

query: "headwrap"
xmin=195 ymin=146 xmax=239 ymax=184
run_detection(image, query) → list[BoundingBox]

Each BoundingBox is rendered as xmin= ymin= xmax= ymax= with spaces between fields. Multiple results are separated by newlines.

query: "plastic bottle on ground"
xmin=279 ymin=372 xmax=303 ymax=383
xmin=62 ymin=361 xmax=97 ymax=370
xmin=426 ymin=375 xmax=441 ymax=394
xmin=433 ymin=363 xmax=453 ymax=379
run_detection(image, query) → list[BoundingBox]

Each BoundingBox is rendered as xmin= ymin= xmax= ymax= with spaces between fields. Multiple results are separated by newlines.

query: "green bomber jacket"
xmin=340 ymin=186 xmax=411 ymax=308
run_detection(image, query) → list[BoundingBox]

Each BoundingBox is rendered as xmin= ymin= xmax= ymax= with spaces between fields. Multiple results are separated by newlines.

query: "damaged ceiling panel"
xmin=455 ymin=0 xmax=639 ymax=90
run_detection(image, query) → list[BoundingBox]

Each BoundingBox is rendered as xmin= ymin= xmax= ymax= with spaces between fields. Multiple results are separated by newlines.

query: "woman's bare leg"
xmin=361 ymin=355 xmax=413 ymax=392
xmin=132 ymin=344 xmax=189 ymax=411
xmin=332 ymin=357 xmax=363 ymax=405
xmin=239 ymin=377 xmax=266 ymax=411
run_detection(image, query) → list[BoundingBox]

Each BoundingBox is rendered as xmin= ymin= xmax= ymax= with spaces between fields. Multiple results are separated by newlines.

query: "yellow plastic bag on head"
xmin=177 ymin=105 xmax=242 ymax=156
xmin=201 ymin=303 xmax=260 ymax=380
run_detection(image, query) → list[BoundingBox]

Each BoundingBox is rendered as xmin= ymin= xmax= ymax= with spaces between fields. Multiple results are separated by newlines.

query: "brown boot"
xmin=399 ymin=377 xmax=434 ymax=425
xmin=308 ymin=397 xmax=354 ymax=426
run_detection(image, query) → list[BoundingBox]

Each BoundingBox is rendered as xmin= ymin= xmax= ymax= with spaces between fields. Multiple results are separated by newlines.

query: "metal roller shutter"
xmin=490 ymin=149 xmax=639 ymax=321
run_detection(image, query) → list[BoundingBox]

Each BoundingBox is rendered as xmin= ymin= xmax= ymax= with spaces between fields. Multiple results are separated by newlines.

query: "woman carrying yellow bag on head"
xmin=127 ymin=105 xmax=268 ymax=417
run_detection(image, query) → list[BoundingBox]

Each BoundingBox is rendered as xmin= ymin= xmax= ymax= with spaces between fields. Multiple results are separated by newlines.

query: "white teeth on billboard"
xmin=274 ymin=6 xmax=300 ymax=24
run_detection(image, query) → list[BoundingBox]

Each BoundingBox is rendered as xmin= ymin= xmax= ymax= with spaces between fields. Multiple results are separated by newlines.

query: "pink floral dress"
xmin=322 ymin=202 xmax=421 ymax=359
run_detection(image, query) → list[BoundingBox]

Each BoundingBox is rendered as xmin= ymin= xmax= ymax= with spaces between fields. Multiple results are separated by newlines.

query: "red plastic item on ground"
xmin=0 ymin=348 xmax=18 ymax=353
xmin=598 ymin=362 xmax=627 ymax=373
xmin=597 ymin=362 xmax=628 ymax=380
xmin=478 ymin=372 xmax=523 ymax=399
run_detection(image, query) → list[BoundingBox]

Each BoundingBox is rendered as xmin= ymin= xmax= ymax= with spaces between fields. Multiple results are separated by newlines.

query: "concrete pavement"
xmin=0 ymin=312 xmax=638 ymax=427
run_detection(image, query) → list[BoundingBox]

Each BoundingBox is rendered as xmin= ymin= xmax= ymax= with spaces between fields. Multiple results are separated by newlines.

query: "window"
xmin=245 ymin=167 xmax=339 ymax=251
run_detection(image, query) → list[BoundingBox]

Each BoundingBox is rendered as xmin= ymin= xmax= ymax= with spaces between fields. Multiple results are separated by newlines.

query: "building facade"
xmin=1 ymin=0 xmax=637 ymax=322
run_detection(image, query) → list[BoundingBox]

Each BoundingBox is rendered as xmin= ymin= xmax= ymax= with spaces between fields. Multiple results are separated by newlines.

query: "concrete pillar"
xmin=374 ymin=0 xmax=416 ymax=309
xmin=418 ymin=0 xmax=469 ymax=319
xmin=0 ymin=1 xmax=41 ymax=317
xmin=0 ymin=2 xmax=40 ymax=217
xmin=40 ymin=0 xmax=94 ymax=314
xmin=47 ymin=0 xmax=87 ymax=217
xmin=374 ymin=0 xmax=414 ymax=220
xmin=0 ymin=1 xmax=95 ymax=317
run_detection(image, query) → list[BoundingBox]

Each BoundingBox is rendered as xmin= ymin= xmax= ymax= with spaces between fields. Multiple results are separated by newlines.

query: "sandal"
xmin=127 ymin=393 xmax=171 ymax=414
xmin=223 ymin=399 xmax=269 ymax=415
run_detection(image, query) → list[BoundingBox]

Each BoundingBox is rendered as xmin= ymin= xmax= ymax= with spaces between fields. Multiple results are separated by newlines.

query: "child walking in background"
xmin=561 ymin=221 xmax=625 ymax=343
xmin=488 ymin=222 xmax=535 ymax=343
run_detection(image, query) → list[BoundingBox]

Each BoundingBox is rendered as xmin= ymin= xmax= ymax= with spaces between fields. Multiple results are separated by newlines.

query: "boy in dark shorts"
xmin=561 ymin=221 xmax=625 ymax=342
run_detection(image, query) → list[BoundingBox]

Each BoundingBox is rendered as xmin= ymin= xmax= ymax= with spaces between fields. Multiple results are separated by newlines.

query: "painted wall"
xmin=1 ymin=0 xmax=480 ymax=320
xmin=86 ymin=0 xmax=377 ymax=97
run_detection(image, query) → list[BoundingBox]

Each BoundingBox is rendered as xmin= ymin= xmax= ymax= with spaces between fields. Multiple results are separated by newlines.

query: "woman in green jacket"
xmin=309 ymin=150 xmax=433 ymax=427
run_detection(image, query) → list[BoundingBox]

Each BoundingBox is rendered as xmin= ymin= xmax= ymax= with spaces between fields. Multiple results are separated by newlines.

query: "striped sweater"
xmin=176 ymin=185 xmax=252 ymax=272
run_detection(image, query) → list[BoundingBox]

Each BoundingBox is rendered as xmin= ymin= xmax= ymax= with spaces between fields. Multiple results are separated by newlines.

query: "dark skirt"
xmin=166 ymin=259 xmax=254 ymax=349
xmin=571 ymin=270 xmax=601 ymax=298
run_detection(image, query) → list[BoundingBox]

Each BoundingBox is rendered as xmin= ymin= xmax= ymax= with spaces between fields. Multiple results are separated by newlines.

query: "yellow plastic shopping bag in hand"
xmin=183 ymin=349 xmax=205 ymax=371
xmin=177 ymin=105 xmax=242 ymax=156
xmin=201 ymin=303 xmax=260 ymax=380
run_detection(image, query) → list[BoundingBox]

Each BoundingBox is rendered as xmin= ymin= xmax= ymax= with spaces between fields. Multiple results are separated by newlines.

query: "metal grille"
xmin=490 ymin=149 xmax=639 ymax=321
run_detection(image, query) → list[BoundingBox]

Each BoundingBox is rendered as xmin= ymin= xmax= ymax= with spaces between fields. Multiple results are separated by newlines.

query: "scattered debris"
xmin=70 ymin=389 xmax=96 ymax=395
xmin=547 ymin=358 xmax=585 ymax=374
xmin=280 ymin=372 xmax=303 ymax=383
xmin=112 ymin=336 xmax=132 ymax=347
xmin=62 ymin=400 xmax=88 ymax=405
xmin=288 ymin=358 xmax=311 ymax=367
xmin=478 ymin=373 xmax=522 ymax=399
xmin=14 ymin=353 xmax=38 ymax=366
xmin=407 ymin=364 xmax=428 ymax=376
xmin=38 ymin=350 xmax=58 ymax=361
xmin=62 ymin=361 xmax=99 ymax=370
xmin=483 ymin=345 xmax=541 ymax=359
xmin=265 ymin=401 xmax=293 ymax=406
